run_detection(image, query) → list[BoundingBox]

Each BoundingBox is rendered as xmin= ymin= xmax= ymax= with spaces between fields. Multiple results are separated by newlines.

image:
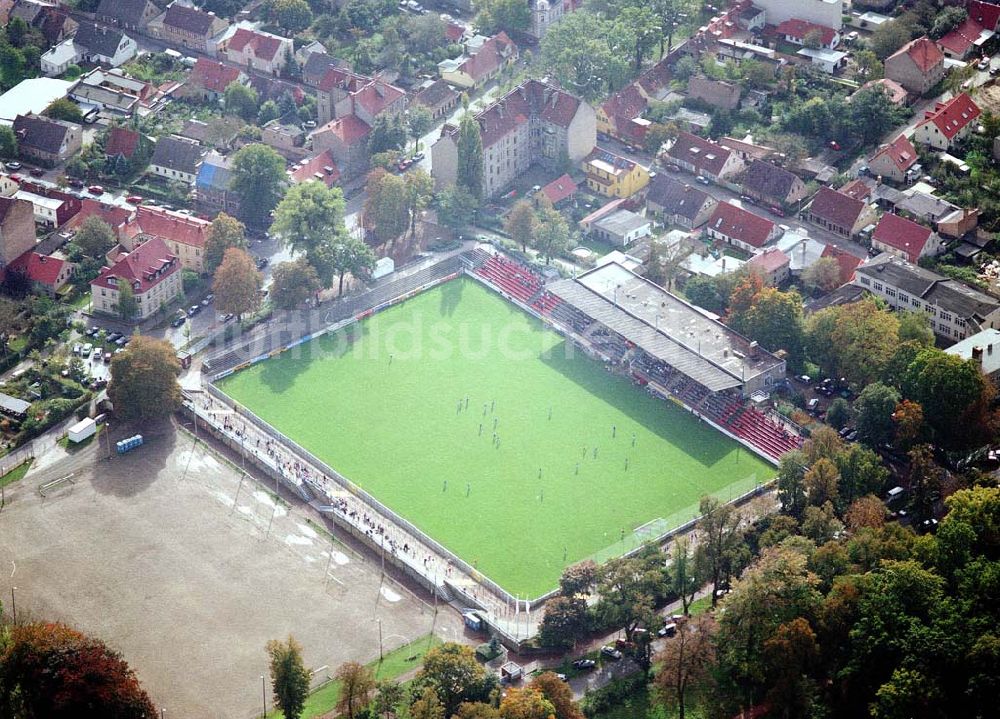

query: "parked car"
xmin=88 ymin=185 xmax=104 ymax=194
xmin=695 ymin=175 xmax=711 ymax=186
xmin=85 ymin=326 xmax=99 ymax=336
xmin=4 ymin=161 xmax=21 ymax=170
xmin=171 ymin=315 xmax=186 ymax=328
xmin=828 ymin=140 xmax=841 ymax=151
xmin=665 ymin=163 xmax=681 ymax=172
xmin=28 ymin=167 xmax=43 ymax=178
xmin=769 ymin=205 xmax=785 ymax=217
xmin=106 ymin=332 xmax=123 ymax=343
xmin=126 ymin=195 xmax=143 ymax=204
xmin=658 ymin=622 xmax=678 ymax=638
xmin=67 ymin=178 xmax=84 ymax=188
xmin=977 ymin=58 xmax=990 ymax=71
xmin=572 ymin=659 xmax=596 ymax=670
xmin=82 ymin=343 xmax=93 ymax=358
xmin=413 ymin=151 xmax=425 ymax=162
xmin=201 ymin=293 xmax=214 ymax=306
xmin=254 ymin=256 xmax=269 ymax=270
xmin=222 ymin=313 xmax=235 ymax=323
xmin=72 ymin=343 xmax=81 ymax=355
xmin=103 ymin=351 xmax=112 ymax=362
xmin=600 ymin=646 xmax=623 ymax=660
xmin=187 ymin=305 xmax=201 ymax=317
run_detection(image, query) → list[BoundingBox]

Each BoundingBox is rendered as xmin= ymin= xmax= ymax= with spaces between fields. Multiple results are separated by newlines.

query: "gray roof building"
xmin=74 ymin=22 xmax=128 ymax=58
xmin=150 ymin=136 xmax=204 ymax=176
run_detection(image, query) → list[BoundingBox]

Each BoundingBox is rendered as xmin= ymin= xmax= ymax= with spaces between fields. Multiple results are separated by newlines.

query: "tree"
xmin=271 ymin=0 xmax=312 ymax=33
xmin=762 ymin=617 xmax=821 ymax=717
xmin=436 ymin=186 xmax=479 ymax=228
xmin=696 ymin=495 xmax=747 ymax=607
xmin=364 ymin=170 xmax=410 ymax=243
xmin=804 ymin=457 xmax=840 ymax=508
xmin=845 ymin=495 xmax=887 ymax=531
xmin=836 ymin=444 xmax=888 ymax=506
xmin=372 ymin=680 xmax=406 ymax=719
xmin=559 ymin=560 xmax=597 ymax=597
xmin=258 ymin=99 xmax=281 ymax=125
xmin=739 ymin=287 xmax=805 ymax=364
xmin=907 ymin=444 xmax=940 ymax=522
xmin=854 ymin=49 xmax=884 ymax=81
xmin=404 ymin=168 xmax=434 ymax=236
xmin=853 ymin=382 xmax=901 ymax=449
xmin=454 ymin=702 xmax=501 ymax=719
xmin=654 ymin=614 xmax=716 ymax=719
xmin=212 ymin=247 xmax=263 ymax=319
xmin=802 ymin=256 xmax=842 ymax=294
xmin=1 ymin=621 xmax=157 ymax=718
xmin=828 ymin=299 xmax=900 ymax=386
xmin=270 ymin=258 xmax=321 ymax=310
xmin=204 ymin=212 xmax=248 ymax=272
xmin=505 ymin=200 xmax=537 ymax=253
xmin=44 ymin=98 xmax=83 ymax=123
xmin=410 ymin=687 xmax=446 ymax=719
xmin=802 ymin=28 xmax=824 ymax=49
xmin=531 ymin=671 xmax=583 ymax=719
xmin=669 ymin=534 xmax=703 ymax=615
xmin=777 ymin=450 xmax=808 ymax=518
xmin=75 ymin=216 xmax=115 ymax=258
xmin=826 ymin=397 xmax=851 ymax=430
xmin=418 ymin=643 xmax=493 ymax=716
xmin=897 ymin=310 xmax=934 ymax=346
xmin=903 ymin=348 xmax=991 ymax=449
xmin=271 ymin=180 xmax=351 ymax=288
xmin=537 ymin=595 xmax=587 ymax=649
xmin=646 ymin=235 xmax=688 ymax=290
xmin=930 ymin=6 xmax=967 ymax=39
xmin=892 ymin=399 xmax=925 ymax=450
xmin=476 ymin=0 xmax=531 ymax=34
xmin=616 ymin=5 xmax=660 ymax=70
xmin=266 ymin=636 xmax=310 ymax=719
xmin=230 ymin=143 xmax=287 ymax=228
xmin=870 ymin=19 xmax=915 ymax=59
xmin=115 ymin=280 xmax=138 ymax=321
xmin=683 ymin=274 xmax=723 ymax=314
xmin=224 ymin=81 xmax=260 ymax=122
xmin=368 ymin=112 xmax=408 ymax=155
xmin=499 ymin=687 xmax=556 ymax=719
xmin=330 ymin=236 xmax=376 ymax=296
xmin=595 ymin=547 xmax=666 ymax=645
xmin=108 ymin=336 xmax=182 ymax=423
xmin=533 ymin=207 xmax=569 ymax=264
xmin=456 ymin=113 xmax=484 ymax=200
xmin=0 ymin=125 xmax=16 ymax=159
xmin=335 ymin=662 xmax=376 ymax=719
xmin=408 ymin=104 xmax=434 ymax=152
xmin=541 ymin=12 xmax=629 ymax=101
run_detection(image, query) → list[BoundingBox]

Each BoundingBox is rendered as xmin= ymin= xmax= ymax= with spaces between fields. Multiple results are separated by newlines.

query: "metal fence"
xmin=0 ymin=442 xmax=35 ymax=478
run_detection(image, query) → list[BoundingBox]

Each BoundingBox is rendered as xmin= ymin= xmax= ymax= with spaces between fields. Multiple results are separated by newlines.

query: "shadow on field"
xmin=539 ymin=340 xmax=732 ymax=467
xmin=88 ymin=418 xmax=177 ymax=497
xmin=438 ymin=277 xmax=464 ymax=317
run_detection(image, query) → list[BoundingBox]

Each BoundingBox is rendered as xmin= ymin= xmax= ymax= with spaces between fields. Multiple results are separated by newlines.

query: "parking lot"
xmin=0 ymin=422 xmax=449 ymax=718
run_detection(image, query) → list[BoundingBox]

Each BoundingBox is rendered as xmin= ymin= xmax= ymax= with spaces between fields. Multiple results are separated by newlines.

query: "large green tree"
xmin=270 ymin=257 xmax=321 ymax=310
xmin=541 ymin=12 xmax=630 ymax=102
xmin=212 ymin=247 xmax=262 ymax=319
xmin=695 ymin=495 xmax=747 ymax=607
xmin=271 ymin=180 xmax=351 ymax=287
xmin=475 ymin=0 xmax=532 ymax=34
xmin=418 ymin=643 xmax=494 ymax=716
xmin=364 ymin=169 xmax=409 ymax=243
xmin=0 ymin=125 xmax=16 ymax=158
xmin=223 ymin=81 xmax=260 ymax=122
xmin=456 ymin=113 xmax=484 ymax=200
xmin=903 ymin=348 xmax=991 ymax=448
xmin=532 ymin=207 xmax=569 ymax=264
xmin=505 ymin=200 xmax=537 ymax=253
xmin=108 ymin=335 xmax=182 ymax=423
xmin=204 ymin=212 xmax=248 ymax=273
xmin=230 ymin=143 xmax=287 ymax=228
xmin=75 ymin=216 xmax=115 ymax=258
xmin=853 ymin=382 xmax=901 ymax=449
xmin=266 ymin=636 xmax=310 ymax=719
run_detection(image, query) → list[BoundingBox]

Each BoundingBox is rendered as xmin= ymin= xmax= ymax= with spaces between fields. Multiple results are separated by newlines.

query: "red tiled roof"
xmin=66 ymin=198 xmax=131 ymax=231
xmin=776 ymin=18 xmax=837 ymax=46
xmin=809 ymin=187 xmax=866 ymax=229
xmin=190 ymin=57 xmax=242 ymax=94
xmin=91 ymin=236 xmax=179 ymax=294
xmin=872 ymin=212 xmax=933 ymax=263
xmin=470 ymin=80 xmax=582 ymax=150
xmin=969 ymin=0 xmax=1000 ymax=31
xmin=937 ymin=17 xmax=987 ymax=56
xmin=127 ymin=205 xmax=211 ymax=249
xmin=637 ymin=57 xmax=671 ymax=95
xmin=445 ymin=22 xmax=465 ymax=42
xmin=106 ymin=127 xmax=140 ymax=159
xmin=859 ymin=78 xmax=907 ymax=105
xmin=748 ymin=247 xmax=789 ymax=273
xmin=707 ymin=201 xmax=776 ymax=248
xmin=667 ymin=132 xmax=735 ymax=178
xmin=351 ymin=80 xmax=406 ymax=117
xmin=601 ymin=84 xmax=647 ymax=133
xmin=918 ymin=92 xmax=981 ymax=140
xmin=288 ymin=149 xmax=340 ymax=188
xmin=229 ymin=28 xmax=284 ymax=61
xmin=839 ymin=178 xmax=871 ymax=201
xmin=458 ymin=32 xmax=517 ymax=83
xmin=7 ymin=251 xmax=67 ymax=287
xmin=316 ymin=66 xmax=368 ymax=93
xmin=313 ymin=114 xmax=372 ymax=145
xmin=870 ymin=134 xmax=917 ymax=175
xmin=539 ymin=173 xmax=577 ymax=205
xmin=820 ymin=244 xmax=862 ymax=283
xmin=890 ymin=37 xmax=942 ymax=73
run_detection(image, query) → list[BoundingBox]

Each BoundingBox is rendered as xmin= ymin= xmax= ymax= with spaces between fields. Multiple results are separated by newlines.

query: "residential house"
xmin=105 ymin=126 xmax=141 ymax=169
xmin=261 ymin=120 xmax=305 ymax=160
xmin=13 ymin=185 xmax=80 ymax=227
xmin=805 ymin=186 xmax=877 ymax=238
xmin=120 ymin=205 xmax=211 ymax=272
xmin=687 ymin=76 xmax=741 ymax=111
xmin=313 ymin=66 xmax=407 ymax=129
xmin=870 ymin=212 xmax=943 ymax=263
xmin=797 ymin=47 xmax=848 ymax=74
xmin=937 ymin=16 xmax=994 ymax=59
xmin=309 ymin=115 xmax=373 ymax=178
xmin=301 ymin=52 xmax=351 ymax=89
xmin=294 ymin=40 xmax=326 ymax=66
xmin=854 ymin=78 xmax=907 ymax=106
xmin=884 ymin=37 xmax=945 ymax=95
xmin=752 ymin=0 xmax=843 ymax=29
xmin=914 ymin=93 xmax=980 ymax=150
xmin=820 ymin=244 xmax=861 ymax=284
xmin=431 ymin=79 xmax=596 ymax=199
xmin=150 ymin=2 xmax=228 ymax=54
xmin=895 ymin=191 xmax=980 ymax=239
xmin=586 ymin=208 xmax=652 ymax=246
xmin=776 ymin=18 xmax=840 ymax=48
xmin=438 ymin=32 xmax=517 ymax=90
xmin=529 ymin=0 xmax=569 ymax=38
xmin=536 ymin=173 xmax=577 ymax=208
xmin=597 ymin=84 xmax=648 ymax=145
xmin=747 ymin=248 xmax=790 ymax=286
xmin=0 ymin=197 xmax=36 ymax=267
xmin=33 ymin=5 xmax=77 ymax=47
xmin=41 ymin=23 xmax=137 ymax=75
xmin=412 ymin=79 xmax=459 ymax=120
xmin=91 ymin=236 xmax=181 ymax=320
xmin=739 ymin=160 xmax=807 ymax=208
xmin=288 ymin=149 xmax=340 ymax=189
xmin=777 ymin=232 xmax=827 ymax=277
xmin=12 ymin=114 xmax=81 ymax=167
xmin=664 ymin=132 xmax=745 ymax=182
xmin=95 ymin=0 xmax=160 ymax=32
xmin=5 ymin=251 xmax=72 ymax=296
xmin=63 ymin=197 xmax=130 ymax=233
xmin=223 ymin=27 xmax=293 ymax=76
xmin=719 ymin=136 xmax=779 ymax=163
xmin=705 ymin=201 xmax=780 ymax=253
xmin=737 ymin=4 xmax=766 ymax=31
xmin=149 ymin=136 xmax=205 ymax=185
xmin=854 ymin=252 xmax=1000 ymax=341
xmin=867 ymin=134 xmax=919 ymax=184
xmin=945 ymin=328 xmax=1000 ymax=381
xmin=645 ymin=174 xmax=718 ymax=229
xmin=177 ymin=117 xmax=242 ymax=149
xmin=582 ymin=148 xmax=650 ymax=199
xmin=68 ymin=81 xmax=139 ymax=118
xmin=180 ymin=58 xmax=245 ymax=102
xmin=194 ymin=150 xmax=240 ymax=218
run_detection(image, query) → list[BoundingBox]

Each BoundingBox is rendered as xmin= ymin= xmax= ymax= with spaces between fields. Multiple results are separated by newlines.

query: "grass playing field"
xmin=218 ymin=277 xmax=773 ymax=596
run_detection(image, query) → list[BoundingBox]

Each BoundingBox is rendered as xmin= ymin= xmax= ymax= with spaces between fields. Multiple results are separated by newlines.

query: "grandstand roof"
xmin=548 ymin=263 xmax=784 ymax=392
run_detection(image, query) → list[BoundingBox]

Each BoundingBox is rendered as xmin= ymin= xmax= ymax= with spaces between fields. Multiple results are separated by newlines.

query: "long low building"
xmin=547 ymin=263 xmax=787 ymax=396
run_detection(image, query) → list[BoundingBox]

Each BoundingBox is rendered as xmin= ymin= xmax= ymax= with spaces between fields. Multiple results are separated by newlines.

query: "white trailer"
xmin=67 ymin=417 xmax=96 ymax=443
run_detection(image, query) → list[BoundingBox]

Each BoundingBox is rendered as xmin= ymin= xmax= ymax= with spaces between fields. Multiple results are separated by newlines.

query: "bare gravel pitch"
xmin=0 ymin=423 xmax=447 ymax=719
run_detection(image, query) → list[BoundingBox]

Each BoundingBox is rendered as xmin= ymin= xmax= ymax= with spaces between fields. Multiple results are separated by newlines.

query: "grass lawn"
xmin=219 ymin=278 xmax=772 ymax=596
xmin=0 ymin=459 xmax=33 ymax=489
xmin=267 ymin=634 xmax=441 ymax=719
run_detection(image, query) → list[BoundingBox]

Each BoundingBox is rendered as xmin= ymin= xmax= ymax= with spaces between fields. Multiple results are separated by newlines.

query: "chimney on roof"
xmin=749 ymin=340 xmax=759 ymax=358
xmin=973 ymin=346 xmax=984 ymax=365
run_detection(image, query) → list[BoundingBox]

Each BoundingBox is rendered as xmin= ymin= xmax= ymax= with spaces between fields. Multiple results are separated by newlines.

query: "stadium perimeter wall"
xmin=202 ymin=258 xmax=779 ymax=639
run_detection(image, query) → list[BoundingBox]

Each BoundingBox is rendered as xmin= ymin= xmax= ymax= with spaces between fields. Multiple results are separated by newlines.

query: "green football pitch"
xmin=218 ymin=277 xmax=773 ymax=596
